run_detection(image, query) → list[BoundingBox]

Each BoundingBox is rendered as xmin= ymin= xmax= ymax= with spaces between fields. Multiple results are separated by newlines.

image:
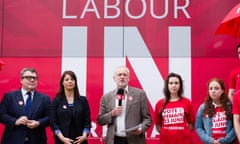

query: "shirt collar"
xmin=124 ymin=86 xmax=128 ymax=94
xmin=21 ymin=88 xmax=34 ymax=96
xmin=115 ymin=86 xmax=128 ymax=94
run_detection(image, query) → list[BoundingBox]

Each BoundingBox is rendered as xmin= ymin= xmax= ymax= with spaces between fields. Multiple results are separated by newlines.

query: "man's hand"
xmin=15 ymin=116 xmax=28 ymax=126
xmin=111 ymin=106 xmax=123 ymax=116
xmin=131 ymin=127 xmax=142 ymax=135
xmin=26 ymin=119 xmax=40 ymax=129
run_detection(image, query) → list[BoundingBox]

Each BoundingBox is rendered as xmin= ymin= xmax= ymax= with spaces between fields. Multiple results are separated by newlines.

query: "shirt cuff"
xmin=54 ymin=129 xmax=61 ymax=136
xmin=83 ymin=128 xmax=90 ymax=135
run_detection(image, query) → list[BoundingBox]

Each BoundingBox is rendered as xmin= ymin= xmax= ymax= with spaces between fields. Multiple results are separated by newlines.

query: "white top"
xmin=21 ymin=88 xmax=33 ymax=105
xmin=115 ymin=87 xmax=128 ymax=137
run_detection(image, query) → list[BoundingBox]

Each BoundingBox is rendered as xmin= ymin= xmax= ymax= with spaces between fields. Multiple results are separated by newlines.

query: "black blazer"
xmin=0 ymin=90 xmax=51 ymax=144
xmin=49 ymin=96 xmax=91 ymax=144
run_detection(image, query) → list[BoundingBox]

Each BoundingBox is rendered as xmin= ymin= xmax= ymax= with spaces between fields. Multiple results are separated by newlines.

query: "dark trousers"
xmin=114 ymin=136 xmax=128 ymax=144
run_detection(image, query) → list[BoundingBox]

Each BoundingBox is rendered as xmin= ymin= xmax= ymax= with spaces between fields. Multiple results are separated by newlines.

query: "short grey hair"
xmin=113 ymin=66 xmax=130 ymax=76
xmin=20 ymin=68 xmax=38 ymax=78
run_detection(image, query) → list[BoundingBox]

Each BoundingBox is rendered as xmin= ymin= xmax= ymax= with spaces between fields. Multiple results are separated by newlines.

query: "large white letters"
xmin=62 ymin=26 xmax=191 ymax=137
xmin=62 ymin=0 xmax=191 ymax=19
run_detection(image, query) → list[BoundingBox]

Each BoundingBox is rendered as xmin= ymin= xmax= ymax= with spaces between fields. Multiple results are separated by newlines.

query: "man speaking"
xmin=97 ymin=66 xmax=152 ymax=144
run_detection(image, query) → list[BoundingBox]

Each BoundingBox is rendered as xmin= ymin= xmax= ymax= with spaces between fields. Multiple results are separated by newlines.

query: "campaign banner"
xmin=1 ymin=0 xmax=240 ymax=143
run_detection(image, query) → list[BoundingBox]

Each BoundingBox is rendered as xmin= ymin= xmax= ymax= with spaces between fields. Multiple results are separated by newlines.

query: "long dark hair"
xmin=203 ymin=78 xmax=232 ymax=120
xmin=160 ymin=72 xmax=184 ymax=119
xmin=56 ymin=70 xmax=81 ymax=99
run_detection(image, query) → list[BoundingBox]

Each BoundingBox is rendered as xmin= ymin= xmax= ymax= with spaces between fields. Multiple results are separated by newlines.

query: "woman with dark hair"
xmin=154 ymin=72 xmax=195 ymax=144
xmin=49 ymin=70 xmax=91 ymax=144
xmin=196 ymin=78 xmax=236 ymax=144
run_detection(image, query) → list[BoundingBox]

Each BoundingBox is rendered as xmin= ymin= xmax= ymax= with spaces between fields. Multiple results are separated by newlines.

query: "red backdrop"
xmin=1 ymin=0 xmax=240 ymax=143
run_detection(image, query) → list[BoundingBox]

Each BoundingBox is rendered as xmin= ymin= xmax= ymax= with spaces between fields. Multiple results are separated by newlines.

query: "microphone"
xmin=117 ymin=88 xmax=124 ymax=106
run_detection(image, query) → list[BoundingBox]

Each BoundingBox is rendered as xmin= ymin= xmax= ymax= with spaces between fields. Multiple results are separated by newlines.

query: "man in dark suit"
xmin=0 ymin=68 xmax=51 ymax=144
xmin=97 ymin=66 xmax=152 ymax=144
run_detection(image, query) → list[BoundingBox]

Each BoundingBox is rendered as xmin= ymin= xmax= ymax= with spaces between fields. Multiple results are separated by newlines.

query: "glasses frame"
xmin=22 ymin=76 xmax=38 ymax=81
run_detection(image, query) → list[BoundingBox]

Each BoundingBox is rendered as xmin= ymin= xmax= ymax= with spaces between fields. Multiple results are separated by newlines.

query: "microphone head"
xmin=117 ymin=88 xmax=124 ymax=95
xmin=117 ymin=89 xmax=124 ymax=106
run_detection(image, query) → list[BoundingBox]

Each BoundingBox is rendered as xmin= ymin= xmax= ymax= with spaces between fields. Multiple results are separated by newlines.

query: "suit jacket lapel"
xmin=126 ymin=87 xmax=134 ymax=116
xmin=29 ymin=92 xmax=40 ymax=117
xmin=16 ymin=91 xmax=26 ymax=114
xmin=110 ymin=91 xmax=116 ymax=110
xmin=72 ymin=97 xmax=80 ymax=117
xmin=60 ymin=98 xmax=72 ymax=119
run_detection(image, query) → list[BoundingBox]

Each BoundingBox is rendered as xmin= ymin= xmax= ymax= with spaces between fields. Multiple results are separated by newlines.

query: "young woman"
xmin=49 ymin=70 xmax=91 ymax=144
xmin=196 ymin=78 xmax=236 ymax=144
xmin=155 ymin=72 xmax=195 ymax=144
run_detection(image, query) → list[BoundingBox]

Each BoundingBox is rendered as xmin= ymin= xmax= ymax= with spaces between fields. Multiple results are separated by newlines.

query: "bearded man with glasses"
xmin=0 ymin=67 xmax=51 ymax=144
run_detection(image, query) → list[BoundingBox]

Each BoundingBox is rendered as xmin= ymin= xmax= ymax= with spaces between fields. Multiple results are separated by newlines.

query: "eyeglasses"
xmin=22 ymin=76 xmax=38 ymax=81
